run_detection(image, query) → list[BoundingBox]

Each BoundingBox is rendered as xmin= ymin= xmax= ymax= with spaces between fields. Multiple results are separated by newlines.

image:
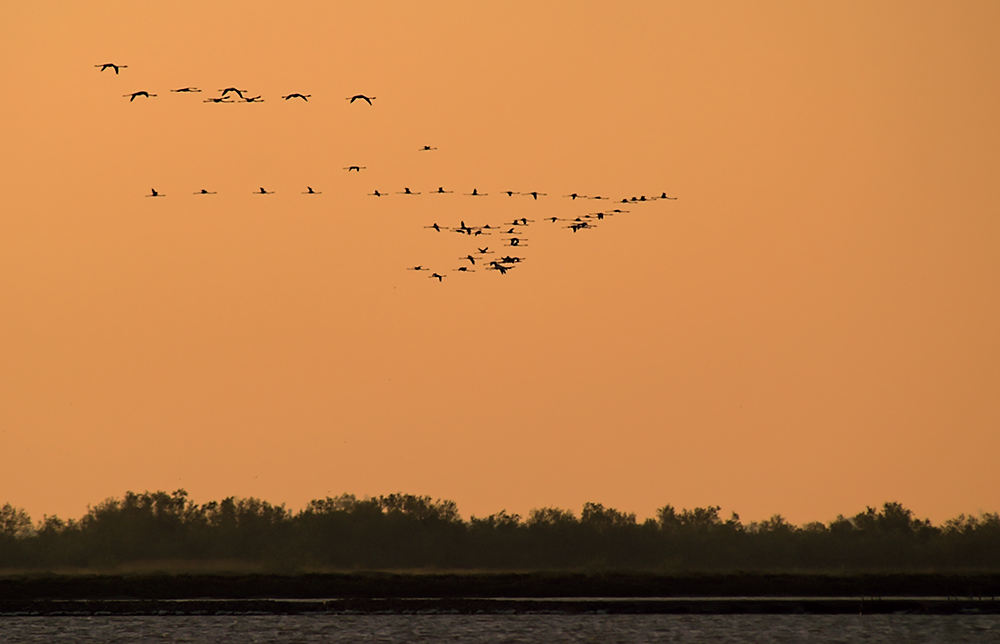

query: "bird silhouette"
xmin=476 ymin=247 xmax=493 ymax=255
xmin=302 ymin=187 xmax=321 ymax=194
xmin=194 ymin=189 xmax=216 ymax=195
xmin=525 ymin=191 xmax=546 ymax=200
xmin=429 ymin=273 xmax=445 ymax=282
xmin=424 ymin=223 xmax=443 ymax=232
xmin=369 ymin=190 xmax=385 ymax=197
xmin=219 ymin=88 xmax=247 ymax=99
xmin=501 ymin=190 xmax=519 ymax=197
xmin=203 ymin=97 xmax=233 ymax=103
xmin=254 ymin=187 xmax=274 ymax=195
xmin=465 ymin=188 xmax=486 ymax=196
xmin=419 ymin=145 xmax=437 ymax=151
xmin=343 ymin=166 xmax=366 ymax=172
xmin=408 ymin=266 xmax=428 ymax=271
xmin=433 ymin=187 xmax=453 ymax=194
xmin=281 ymin=93 xmax=310 ymax=101
xmin=658 ymin=192 xmax=678 ymax=200
xmin=171 ymin=87 xmax=201 ymax=93
xmin=347 ymin=94 xmax=376 ymax=105
xmin=563 ymin=193 xmax=586 ymax=200
xmin=397 ymin=187 xmax=420 ymax=195
xmin=146 ymin=188 xmax=164 ymax=197
xmin=95 ymin=63 xmax=127 ymax=74
xmin=461 ymin=255 xmax=476 ymax=265
xmin=242 ymin=95 xmax=264 ymax=103
xmin=124 ymin=91 xmax=156 ymax=101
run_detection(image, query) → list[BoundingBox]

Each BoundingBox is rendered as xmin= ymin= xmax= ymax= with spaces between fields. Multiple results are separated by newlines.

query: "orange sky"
xmin=2 ymin=2 xmax=999 ymax=526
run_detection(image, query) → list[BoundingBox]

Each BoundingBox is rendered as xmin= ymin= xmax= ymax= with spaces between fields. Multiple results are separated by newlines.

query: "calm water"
xmin=2 ymin=614 xmax=1000 ymax=643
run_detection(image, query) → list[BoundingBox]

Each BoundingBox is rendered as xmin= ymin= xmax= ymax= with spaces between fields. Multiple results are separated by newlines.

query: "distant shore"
xmin=2 ymin=572 xmax=999 ymax=615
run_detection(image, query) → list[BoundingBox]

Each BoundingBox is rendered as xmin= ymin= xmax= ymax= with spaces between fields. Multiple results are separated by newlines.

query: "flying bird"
xmin=397 ymin=187 xmax=420 ymax=195
xmin=95 ymin=63 xmax=127 ymax=74
xmin=369 ymin=189 xmax=385 ymax=197
xmin=281 ymin=93 xmax=311 ymax=101
xmin=242 ymin=95 xmax=264 ymax=103
xmin=432 ymin=187 xmax=453 ymax=194
xmin=501 ymin=190 xmax=519 ymax=197
xmin=254 ymin=187 xmax=274 ymax=194
xmin=347 ymin=94 xmax=376 ymax=105
xmin=219 ymin=88 xmax=247 ymax=99
xmin=123 ymin=91 xmax=156 ymax=101
xmin=204 ymin=96 xmax=233 ymax=103
xmin=343 ymin=166 xmax=366 ymax=172
xmin=146 ymin=188 xmax=164 ymax=197
xmin=419 ymin=145 xmax=437 ymax=151
xmin=171 ymin=87 xmax=201 ymax=93
xmin=465 ymin=188 xmax=486 ymax=196
xmin=302 ymin=187 xmax=321 ymax=194
xmin=194 ymin=189 xmax=216 ymax=195
xmin=525 ymin=191 xmax=546 ymax=200
xmin=658 ymin=192 xmax=679 ymax=200
xmin=563 ymin=193 xmax=586 ymax=200
xmin=429 ymin=273 xmax=445 ymax=282
xmin=408 ymin=266 xmax=428 ymax=271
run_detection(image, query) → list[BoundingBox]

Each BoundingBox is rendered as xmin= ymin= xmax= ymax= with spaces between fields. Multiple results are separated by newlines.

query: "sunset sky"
xmin=2 ymin=2 xmax=999 ymax=525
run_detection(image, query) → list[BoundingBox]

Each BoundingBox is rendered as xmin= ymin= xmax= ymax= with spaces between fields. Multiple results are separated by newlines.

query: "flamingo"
xmin=369 ymin=190 xmax=385 ymax=197
xmin=171 ymin=87 xmax=201 ymax=93
xmin=419 ymin=145 xmax=437 ymax=151
xmin=95 ymin=63 xmax=127 ymax=74
xmin=204 ymin=96 xmax=233 ymax=103
xmin=194 ymin=189 xmax=216 ymax=195
xmin=254 ymin=187 xmax=274 ymax=195
xmin=281 ymin=93 xmax=310 ymax=101
xmin=219 ymin=87 xmax=247 ymax=99
xmin=429 ymin=273 xmax=445 ymax=282
xmin=124 ymin=91 xmax=156 ymax=101
xmin=242 ymin=96 xmax=264 ymax=103
xmin=146 ymin=188 xmax=164 ymax=197
xmin=397 ymin=187 xmax=420 ymax=195
xmin=302 ymin=187 xmax=321 ymax=194
xmin=347 ymin=94 xmax=376 ymax=105
xmin=343 ymin=166 xmax=366 ymax=172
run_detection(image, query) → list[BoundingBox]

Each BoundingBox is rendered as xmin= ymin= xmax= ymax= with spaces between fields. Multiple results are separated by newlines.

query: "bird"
xmin=124 ymin=91 xmax=156 ymax=101
xmin=254 ymin=187 xmax=274 ymax=195
xmin=347 ymin=94 xmax=376 ymax=105
xmin=465 ymin=188 xmax=486 ymax=196
xmin=369 ymin=189 xmax=385 ymax=197
xmin=453 ymin=267 xmax=473 ymax=272
xmin=281 ymin=93 xmax=310 ymax=101
xmin=589 ymin=195 xmax=608 ymax=200
xmin=302 ymin=187 xmax=321 ymax=194
xmin=203 ymin=97 xmax=233 ymax=103
xmin=525 ymin=191 xmax=546 ymax=200
xmin=489 ymin=262 xmax=510 ymax=275
xmin=171 ymin=87 xmax=201 ymax=93
xmin=193 ymin=189 xmax=216 ymax=195
xmin=397 ymin=187 xmax=419 ymax=195
xmin=408 ymin=266 xmax=428 ymax=271
xmin=476 ymin=247 xmax=493 ymax=255
xmin=432 ymin=187 xmax=452 ymax=194
xmin=95 ymin=63 xmax=127 ymax=74
xmin=658 ymin=192 xmax=678 ymax=200
xmin=146 ymin=188 xmax=164 ymax=197
xmin=242 ymin=95 xmax=264 ymax=103
xmin=424 ymin=223 xmax=443 ymax=232
xmin=563 ymin=193 xmax=586 ymax=200
xmin=461 ymin=255 xmax=476 ymax=266
xmin=501 ymin=190 xmax=519 ymax=197
xmin=343 ymin=166 xmax=366 ymax=172
xmin=419 ymin=145 xmax=437 ymax=151
xmin=429 ymin=273 xmax=445 ymax=282
xmin=219 ymin=88 xmax=247 ymax=99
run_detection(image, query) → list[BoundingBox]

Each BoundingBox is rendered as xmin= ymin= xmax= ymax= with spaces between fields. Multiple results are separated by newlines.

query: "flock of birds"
xmin=99 ymin=61 xmax=678 ymax=280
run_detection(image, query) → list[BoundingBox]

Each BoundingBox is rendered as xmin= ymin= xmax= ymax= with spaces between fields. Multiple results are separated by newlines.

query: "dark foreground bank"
xmin=2 ymin=573 xmax=999 ymax=615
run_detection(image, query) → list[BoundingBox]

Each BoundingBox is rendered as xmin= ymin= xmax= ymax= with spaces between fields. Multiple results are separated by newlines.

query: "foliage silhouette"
xmin=2 ymin=493 xmax=999 ymax=572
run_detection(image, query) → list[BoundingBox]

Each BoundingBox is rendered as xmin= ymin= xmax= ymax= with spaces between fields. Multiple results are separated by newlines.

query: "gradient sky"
xmin=2 ymin=1 xmax=999 ymax=525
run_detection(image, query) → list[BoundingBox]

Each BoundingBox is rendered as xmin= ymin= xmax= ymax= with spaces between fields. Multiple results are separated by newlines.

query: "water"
xmin=2 ymin=614 xmax=1000 ymax=643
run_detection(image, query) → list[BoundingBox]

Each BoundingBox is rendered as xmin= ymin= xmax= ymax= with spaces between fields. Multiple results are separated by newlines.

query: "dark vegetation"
xmin=2 ymin=492 xmax=999 ymax=573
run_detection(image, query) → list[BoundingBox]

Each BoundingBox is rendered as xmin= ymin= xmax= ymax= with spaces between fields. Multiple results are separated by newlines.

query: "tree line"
xmin=2 ymin=491 xmax=998 ymax=571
